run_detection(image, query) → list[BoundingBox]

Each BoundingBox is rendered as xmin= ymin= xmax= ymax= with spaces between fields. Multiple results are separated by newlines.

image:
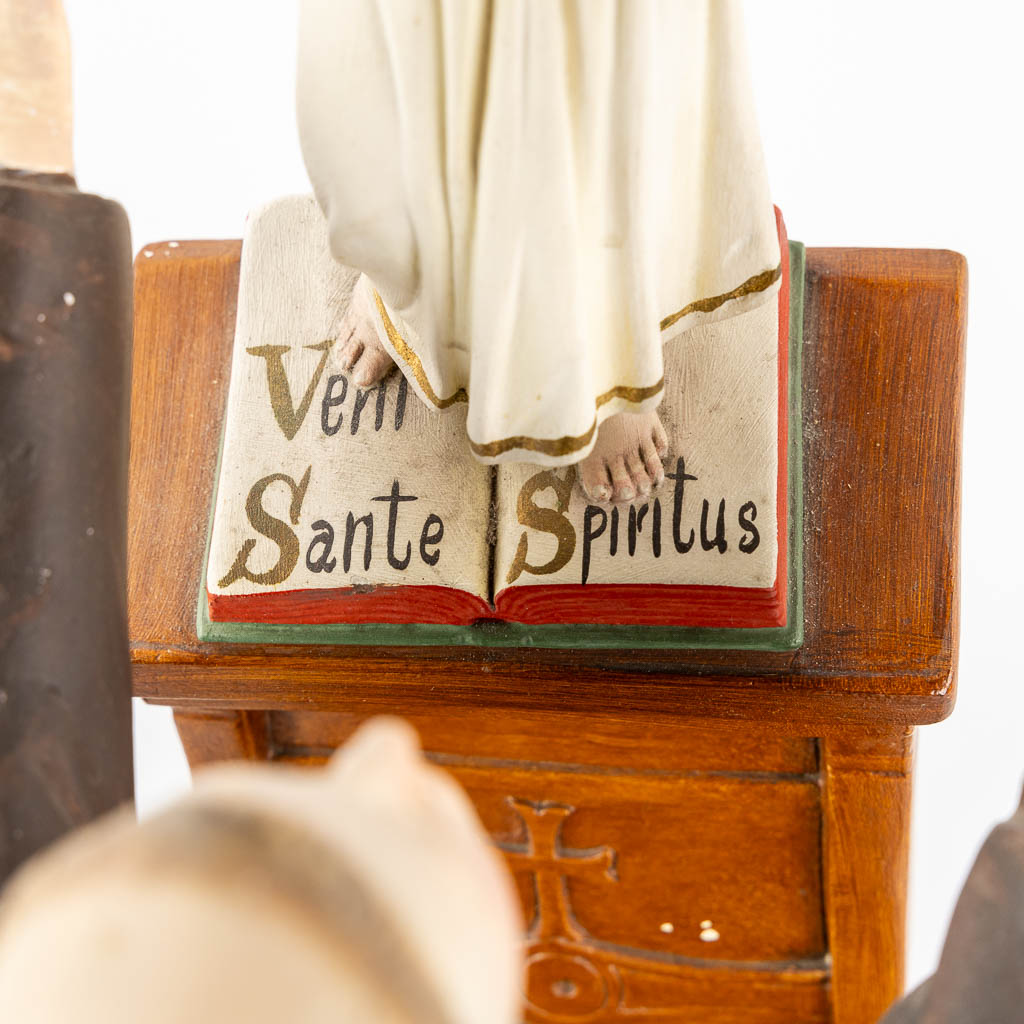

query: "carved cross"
xmin=500 ymin=798 xmax=618 ymax=942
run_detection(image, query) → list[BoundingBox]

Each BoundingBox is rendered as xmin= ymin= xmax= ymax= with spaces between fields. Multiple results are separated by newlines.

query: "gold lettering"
xmin=247 ymin=340 xmax=335 ymax=440
xmin=218 ymin=466 xmax=312 ymax=588
xmin=505 ymin=467 xmax=576 ymax=584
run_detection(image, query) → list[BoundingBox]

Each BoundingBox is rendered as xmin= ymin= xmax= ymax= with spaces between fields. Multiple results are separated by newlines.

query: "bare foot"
xmin=578 ymin=410 xmax=669 ymax=503
xmin=338 ymin=280 xmax=396 ymax=387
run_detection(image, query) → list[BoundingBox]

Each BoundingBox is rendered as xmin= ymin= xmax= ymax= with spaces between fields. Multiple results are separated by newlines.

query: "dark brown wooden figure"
xmin=0 ymin=171 xmax=134 ymax=881
xmin=130 ymin=243 xmax=967 ymax=1024
xmin=881 ymin=785 xmax=1024 ymax=1024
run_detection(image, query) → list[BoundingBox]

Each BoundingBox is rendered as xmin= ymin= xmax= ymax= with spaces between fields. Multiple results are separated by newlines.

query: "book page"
xmin=493 ymin=298 xmax=781 ymax=594
xmin=206 ymin=197 xmax=491 ymax=610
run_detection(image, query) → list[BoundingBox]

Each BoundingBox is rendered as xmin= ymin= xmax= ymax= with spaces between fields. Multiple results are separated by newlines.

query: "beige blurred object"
xmin=0 ymin=718 xmax=524 ymax=1024
xmin=0 ymin=0 xmax=73 ymax=174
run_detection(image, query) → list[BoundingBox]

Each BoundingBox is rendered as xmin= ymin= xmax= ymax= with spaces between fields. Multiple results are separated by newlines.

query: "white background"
xmin=62 ymin=0 xmax=1023 ymax=997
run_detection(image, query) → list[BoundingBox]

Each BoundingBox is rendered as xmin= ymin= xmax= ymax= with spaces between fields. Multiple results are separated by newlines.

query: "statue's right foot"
xmin=578 ymin=410 xmax=669 ymax=504
xmin=338 ymin=282 xmax=396 ymax=387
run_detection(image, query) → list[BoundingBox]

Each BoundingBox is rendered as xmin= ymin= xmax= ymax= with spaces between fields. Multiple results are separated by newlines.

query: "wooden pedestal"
xmin=130 ymin=243 xmax=966 ymax=1024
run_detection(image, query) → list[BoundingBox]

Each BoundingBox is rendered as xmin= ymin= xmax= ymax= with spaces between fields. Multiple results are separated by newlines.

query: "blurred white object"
xmin=0 ymin=718 xmax=523 ymax=1024
xmin=0 ymin=0 xmax=72 ymax=173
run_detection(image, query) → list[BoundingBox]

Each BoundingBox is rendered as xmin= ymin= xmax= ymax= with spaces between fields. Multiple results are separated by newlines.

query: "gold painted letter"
xmin=218 ymin=466 xmax=312 ymax=587
xmin=506 ymin=467 xmax=576 ymax=584
xmin=247 ymin=339 xmax=335 ymax=440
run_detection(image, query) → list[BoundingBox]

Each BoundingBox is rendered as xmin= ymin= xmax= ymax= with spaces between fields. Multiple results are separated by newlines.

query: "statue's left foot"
xmin=578 ymin=410 xmax=668 ymax=503
xmin=338 ymin=282 xmax=396 ymax=387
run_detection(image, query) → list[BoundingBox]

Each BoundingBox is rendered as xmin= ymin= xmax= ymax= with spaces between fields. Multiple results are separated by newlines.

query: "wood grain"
xmin=129 ymin=244 xmax=965 ymax=729
xmin=467 ymin=766 xmax=825 ymax=963
xmin=268 ymin=708 xmax=818 ymax=775
xmin=172 ymin=705 xmax=917 ymax=1023
xmin=822 ymin=729 xmax=914 ymax=1024
xmin=174 ymin=708 xmax=829 ymax=1022
xmin=129 ymin=240 xmax=240 ymax=649
xmin=264 ymin=748 xmax=825 ymax=965
xmin=172 ymin=709 xmax=270 ymax=767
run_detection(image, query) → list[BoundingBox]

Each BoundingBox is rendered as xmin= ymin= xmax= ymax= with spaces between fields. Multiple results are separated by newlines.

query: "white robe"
xmin=297 ymin=0 xmax=780 ymax=465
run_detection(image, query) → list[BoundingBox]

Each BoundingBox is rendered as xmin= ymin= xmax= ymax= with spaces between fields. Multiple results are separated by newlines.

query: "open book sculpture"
xmin=200 ymin=197 xmax=803 ymax=650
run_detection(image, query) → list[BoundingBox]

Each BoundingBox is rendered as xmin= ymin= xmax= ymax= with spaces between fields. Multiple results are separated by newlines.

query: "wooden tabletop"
xmin=129 ymin=242 xmax=966 ymax=731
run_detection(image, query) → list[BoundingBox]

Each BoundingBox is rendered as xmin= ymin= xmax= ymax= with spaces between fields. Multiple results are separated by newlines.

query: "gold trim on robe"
xmin=659 ymin=263 xmax=782 ymax=332
xmin=372 ymin=260 xmax=780 ymax=459
xmin=372 ymin=290 xmax=468 ymax=409
xmin=468 ymin=378 xmax=666 ymax=458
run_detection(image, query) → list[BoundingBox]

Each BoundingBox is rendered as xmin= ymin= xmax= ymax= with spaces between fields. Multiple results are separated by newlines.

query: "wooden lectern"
xmin=130 ymin=242 xmax=965 ymax=1024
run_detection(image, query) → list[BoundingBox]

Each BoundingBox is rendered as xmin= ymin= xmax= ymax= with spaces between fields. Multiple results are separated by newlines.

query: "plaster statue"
xmin=297 ymin=0 xmax=780 ymax=503
xmin=0 ymin=718 xmax=523 ymax=1024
